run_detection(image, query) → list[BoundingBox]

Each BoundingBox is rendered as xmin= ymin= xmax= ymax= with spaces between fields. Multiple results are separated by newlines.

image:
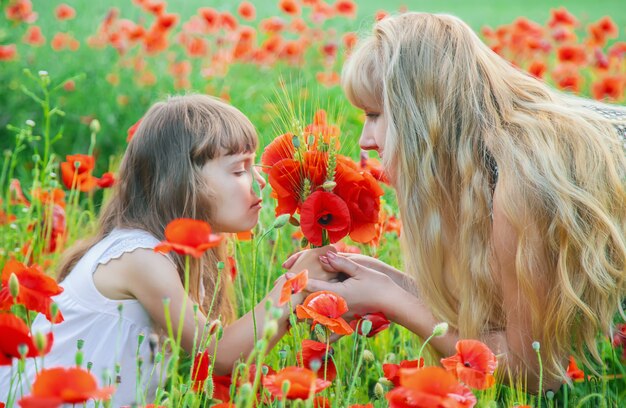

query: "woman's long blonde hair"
xmin=57 ymin=94 xmax=258 ymax=323
xmin=343 ymin=12 xmax=626 ymax=381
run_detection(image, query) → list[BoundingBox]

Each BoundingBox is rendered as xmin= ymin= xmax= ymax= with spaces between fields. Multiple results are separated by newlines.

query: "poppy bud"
xmin=216 ymin=261 xmax=225 ymax=270
xmin=9 ymin=273 xmax=19 ymax=299
xmin=363 ymin=349 xmax=375 ymax=363
xmin=264 ymin=320 xmax=278 ymax=338
xmin=309 ymin=358 xmax=322 ymax=373
xmin=137 ymin=332 xmax=145 ymax=347
xmin=532 ymin=341 xmax=541 ymax=351
xmin=359 ymin=319 xmax=373 ymax=336
xmin=18 ymin=343 xmax=29 ymax=358
xmin=278 ymin=349 xmax=287 ymax=359
xmin=384 ymin=353 xmax=396 ymax=363
xmin=322 ymin=180 xmax=337 ymax=191
xmin=314 ymin=324 xmax=328 ymax=343
xmin=89 ymin=119 xmax=101 ymax=133
xmin=374 ymin=381 xmax=385 ymax=398
xmin=432 ymin=322 xmax=449 ymax=337
xmin=77 ymin=339 xmax=85 ymax=350
xmin=273 ymin=213 xmax=290 ymax=229
xmin=239 ymin=382 xmax=253 ymax=399
xmin=26 ymin=119 xmax=35 ymax=127
xmin=378 ymin=376 xmax=394 ymax=387
xmin=34 ymin=331 xmax=47 ymax=353
xmin=154 ymin=352 xmax=163 ymax=364
xmin=261 ymin=365 xmax=269 ymax=375
xmin=87 ymin=361 xmax=93 ymax=371
xmin=292 ymin=135 xmax=301 ymax=148
xmin=208 ymin=319 xmax=222 ymax=336
xmin=281 ymin=379 xmax=291 ymax=396
xmin=50 ymin=303 xmax=59 ymax=320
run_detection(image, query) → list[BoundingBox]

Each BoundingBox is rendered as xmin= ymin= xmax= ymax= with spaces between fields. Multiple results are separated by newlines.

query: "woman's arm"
xmin=124 ymin=249 xmax=303 ymax=375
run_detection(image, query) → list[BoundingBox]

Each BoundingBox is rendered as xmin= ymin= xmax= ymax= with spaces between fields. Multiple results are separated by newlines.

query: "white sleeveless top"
xmin=0 ymin=228 xmax=172 ymax=407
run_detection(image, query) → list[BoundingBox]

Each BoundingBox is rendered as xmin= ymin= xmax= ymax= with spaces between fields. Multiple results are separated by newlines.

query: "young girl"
xmin=287 ymin=12 xmax=626 ymax=392
xmin=0 ymin=94 xmax=318 ymax=406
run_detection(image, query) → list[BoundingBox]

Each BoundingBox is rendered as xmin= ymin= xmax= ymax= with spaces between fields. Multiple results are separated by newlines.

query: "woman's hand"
xmin=304 ymin=251 xmax=405 ymax=318
xmin=285 ymin=248 xmax=416 ymax=294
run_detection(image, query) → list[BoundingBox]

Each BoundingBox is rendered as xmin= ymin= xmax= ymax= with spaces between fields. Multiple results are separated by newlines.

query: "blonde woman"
xmin=286 ymin=12 xmax=626 ymax=391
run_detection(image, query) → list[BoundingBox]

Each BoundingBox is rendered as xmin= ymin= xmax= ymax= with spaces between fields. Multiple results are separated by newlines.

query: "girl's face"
xmin=201 ymin=152 xmax=266 ymax=233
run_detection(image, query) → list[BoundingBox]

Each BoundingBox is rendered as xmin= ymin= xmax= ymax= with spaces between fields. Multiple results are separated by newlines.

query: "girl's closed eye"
xmin=365 ymin=112 xmax=380 ymax=119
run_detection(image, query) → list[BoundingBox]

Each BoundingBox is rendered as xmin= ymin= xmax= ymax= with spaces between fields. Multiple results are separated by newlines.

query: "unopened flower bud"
xmin=322 ymin=180 xmax=337 ymax=191
xmin=18 ymin=343 xmax=29 ymax=358
xmin=292 ymin=135 xmax=300 ymax=149
xmin=273 ymin=214 xmax=290 ymax=229
xmin=314 ymin=324 xmax=328 ymax=343
xmin=9 ymin=273 xmax=19 ymax=299
xmin=25 ymin=119 xmax=35 ymax=127
xmin=261 ymin=365 xmax=269 ymax=375
xmin=50 ymin=303 xmax=59 ymax=320
xmin=362 ymin=350 xmax=375 ymax=363
xmin=216 ymin=261 xmax=225 ymax=270
xmin=38 ymin=70 xmax=49 ymax=77
xmin=34 ymin=332 xmax=47 ymax=353
xmin=432 ymin=322 xmax=449 ymax=337
xmin=374 ymin=382 xmax=385 ymax=398
xmin=309 ymin=358 xmax=322 ymax=373
xmin=208 ymin=319 xmax=222 ymax=337
xmin=77 ymin=339 xmax=85 ymax=350
xmin=384 ymin=353 xmax=396 ymax=364
xmin=278 ymin=349 xmax=287 ymax=359
xmin=89 ymin=119 xmax=101 ymax=133
xmin=378 ymin=377 xmax=394 ymax=387
xmin=359 ymin=319 xmax=372 ymax=336
xmin=532 ymin=341 xmax=540 ymax=351
xmin=239 ymin=382 xmax=253 ymax=398
xmin=281 ymin=379 xmax=291 ymax=395
xmin=87 ymin=361 xmax=93 ymax=372
xmin=271 ymin=307 xmax=283 ymax=320
xmin=263 ymin=320 xmax=278 ymax=338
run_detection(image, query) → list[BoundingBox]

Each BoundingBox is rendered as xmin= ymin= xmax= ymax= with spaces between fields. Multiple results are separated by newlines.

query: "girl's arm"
xmin=124 ymin=250 xmax=303 ymax=375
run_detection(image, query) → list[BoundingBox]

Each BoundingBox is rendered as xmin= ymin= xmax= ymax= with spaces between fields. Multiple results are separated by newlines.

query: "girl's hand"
xmin=285 ymin=245 xmax=339 ymax=283
xmin=305 ymin=252 xmax=404 ymax=318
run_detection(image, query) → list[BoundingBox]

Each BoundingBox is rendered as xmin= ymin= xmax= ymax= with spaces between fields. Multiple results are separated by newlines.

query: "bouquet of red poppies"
xmin=261 ymin=110 xmax=383 ymax=246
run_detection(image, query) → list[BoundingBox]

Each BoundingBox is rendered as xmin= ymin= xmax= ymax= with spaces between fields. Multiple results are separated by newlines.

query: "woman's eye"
xmin=365 ymin=113 xmax=379 ymax=119
xmin=234 ymin=170 xmax=247 ymax=176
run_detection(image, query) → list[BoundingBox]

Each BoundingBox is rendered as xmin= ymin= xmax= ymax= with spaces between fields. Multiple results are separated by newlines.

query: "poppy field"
xmin=1 ymin=0 xmax=626 ymax=407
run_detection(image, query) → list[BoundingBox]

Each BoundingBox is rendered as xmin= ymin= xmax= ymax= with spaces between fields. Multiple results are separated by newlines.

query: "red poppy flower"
xmin=268 ymin=159 xmax=302 ymax=216
xmin=212 ymin=373 xmax=233 ymax=402
xmin=32 ymin=187 xmax=66 ymax=209
xmin=298 ymin=339 xmax=337 ymax=381
xmin=440 ymin=339 xmax=497 ymax=390
xmin=235 ymin=230 xmax=253 ymax=241
xmin=302 ymin=151 xmax=328 ymax=188
xmin=191 ymin=349 xmax=210 ymax=392
xmin=566 ymin=356 xmax=585 ymax=381
xmin=278 ymin=0 xmax=301 ymax=16
xmin=0 ymin=314 xmax=53 ymax=365
xmin=155 ymin=218 xmax=222 ymax=258
xmin=97 ymin=172 xmax=116 ymax=188
xmin=296 ymin=291 xmax=353 ymax=335
xmin=279 ymin=269 xmax=308 ymax=306
xmin=237 ymin=1 xmax=256 ymax=21
xmin=349 ymin=405 xmax=373 ymax=408
xmin=5 ymin=0 xmax=37 ymax=23
xmin=10 ymin=179 xmax=30 ymax=206
xmin=359 ymin=152 xmax=388 ymax=184
xmin=383 ymin=359 xmax=425 ymax=387
xmin=300 ymin=191 xmax=351 ymax=246
xmin=0 ymin=259 xmax=64 ymax=323
xmin=592 ymin=75 xmax=625 ymax=101
xmin=548 ymin=7 xmax=578 ymax=28
xmin=60 ymin=154 xmax=98 ymax=192
xmin=23 ymin=25 xmax=45 ymax=46
xmin=55 ymin=4 xmax=76 ymax=20
xmin=226 ymin=256 xmax=238 ymax=281
xmin=126 ymin=117 xmax=142 ymax=142
xmin=386 ymin=366 xmax=476 ymax=408
xmin=263 ymin=366 xmax=331 ymax=400
xmin=350 ymin=312 xmax=390 ymax=337
xmin=334 ymin=0 xmax=357 ymax=18
xmin=261 ymin=133 xmax=296 ymax=172
xmin=334 ymin=169 xmax=383 ymax=243
xmin=211 ymin=404 xmax=235 ymax=408
xmin=18 ymin=367 xmax=115 ymax=406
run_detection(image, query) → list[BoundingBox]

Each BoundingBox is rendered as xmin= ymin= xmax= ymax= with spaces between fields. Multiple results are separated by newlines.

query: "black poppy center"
xmin=464 ymin=362 xmax=471 ymax=367
xmin=318 ymin=213 xmax=333 ymax=225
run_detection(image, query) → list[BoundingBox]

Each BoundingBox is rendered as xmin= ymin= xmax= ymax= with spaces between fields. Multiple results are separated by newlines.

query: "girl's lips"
xmin=250 ymin=198 xmax=262 ymax=209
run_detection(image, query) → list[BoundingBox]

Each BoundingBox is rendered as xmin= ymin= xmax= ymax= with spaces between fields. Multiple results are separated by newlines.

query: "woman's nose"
xmin=359 ymin=130 xmax=378 ymax=151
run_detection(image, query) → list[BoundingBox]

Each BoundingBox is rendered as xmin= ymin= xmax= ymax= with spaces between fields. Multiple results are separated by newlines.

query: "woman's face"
xmin=358 ymin=103 xmax=387 ymax=160
xmin=201 ymin=152 xmax=266 ymax=233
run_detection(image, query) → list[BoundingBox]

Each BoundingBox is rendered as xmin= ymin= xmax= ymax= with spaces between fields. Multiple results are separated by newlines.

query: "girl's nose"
xmin=253 ymin=167 xmax=266 ymax=190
